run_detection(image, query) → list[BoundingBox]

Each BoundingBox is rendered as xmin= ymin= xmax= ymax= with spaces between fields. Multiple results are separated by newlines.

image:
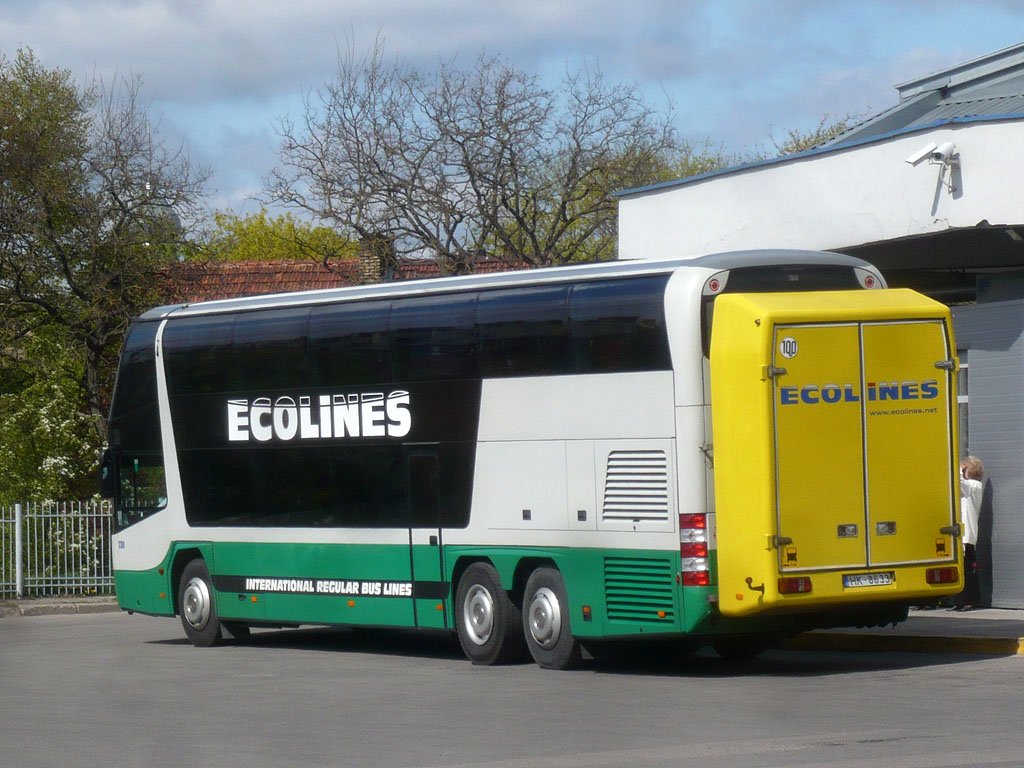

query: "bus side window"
xmin=391 ymin=294 xmax=479 ymax=382
xmin=163 ymin=315 xmax=237 ymax=395
xmin=108 ymin=320 xmax=166 ymax=530
xmin=702 ymin=296 xmax=716 ymax=358
xmin=310 ymin=301 xmax=393 ymax=387
xmin=477 ymin=284 xmax=572 ymax=377
xmin=569 ymin=276 xmax=671 ymax=373
xmin=116 ymin=453 xmax=167 ymax=528
xmin=233 ymin=307 xmax=312 ymax=391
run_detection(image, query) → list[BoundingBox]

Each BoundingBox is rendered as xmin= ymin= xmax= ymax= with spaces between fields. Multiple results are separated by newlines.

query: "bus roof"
xmin=141 ymin=249 xmax=877 ymax=321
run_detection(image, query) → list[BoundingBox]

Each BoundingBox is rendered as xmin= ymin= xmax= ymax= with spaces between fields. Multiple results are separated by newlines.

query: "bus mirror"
xmin=99 ymin=448 xmax=116 ymax=499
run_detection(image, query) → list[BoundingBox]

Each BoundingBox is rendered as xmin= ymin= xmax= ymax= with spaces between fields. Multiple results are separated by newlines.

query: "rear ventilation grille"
xmin=602 ymin=450 xmax=670 ymax=523
xmin=604 ymin=557 xmax=675 ymax=624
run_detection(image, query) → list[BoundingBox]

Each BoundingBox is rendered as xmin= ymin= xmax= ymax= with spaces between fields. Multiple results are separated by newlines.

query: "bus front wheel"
xmin=455 ymin=562 xmax=524 ymax=665
xmin=178 ymin=558 xmax=223 ymax=647
xmin=522 ymin=568 xmax=581 ymax=670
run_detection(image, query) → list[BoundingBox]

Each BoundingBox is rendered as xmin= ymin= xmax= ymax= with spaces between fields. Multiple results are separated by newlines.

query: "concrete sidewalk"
xmin=0 ymin=595 xmax=120 ymax=618
xmin=784 ymin=606 xmax=1024 ymax=655
xmin=2 ymin=596 xmax=1022 ymax=656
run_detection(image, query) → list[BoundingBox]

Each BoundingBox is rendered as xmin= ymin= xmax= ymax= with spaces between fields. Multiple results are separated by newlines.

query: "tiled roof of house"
xmin=165 ymin=257 xmax=523 ymax=303
xmin=166 ymin=259 xmax=358 ymax=302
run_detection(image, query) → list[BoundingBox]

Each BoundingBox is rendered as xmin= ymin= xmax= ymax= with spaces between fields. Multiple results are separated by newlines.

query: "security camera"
xmin=930 ymin=141 xmax=957 ymax=164
xmin=905 ymin=142 xmax=937 ymax=165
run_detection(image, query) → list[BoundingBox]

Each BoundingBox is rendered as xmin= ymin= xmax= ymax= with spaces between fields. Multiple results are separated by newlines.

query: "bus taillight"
xmin=680 ymin=513 xmax=710 ymax=586
xmin=926 ymin=567 xmax=959 ymax=584
xmin=680 ymin=541 xmax=708 ymax=558
xmin=682 ymin=571 xmax=710 ymax=587
xmin=778 ymin=577 xmax=812 ymax=594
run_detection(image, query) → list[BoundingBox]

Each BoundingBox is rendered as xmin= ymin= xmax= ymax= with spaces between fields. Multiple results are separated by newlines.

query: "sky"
xmin=2 ymin=0 xmax=1023 ymax=218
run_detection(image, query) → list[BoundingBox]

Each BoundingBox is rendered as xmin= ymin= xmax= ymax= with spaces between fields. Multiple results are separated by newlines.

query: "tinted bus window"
xmin=310 ymin=301 xmax=393 ymax=386
xmin=569 ymin=276 xmax=671 ymax=373
xmin=233 ymin=307 xmax=312 ymax=391
xmin=180 ymin=444 xmax=408 ymax=528
xmin=326 ymin=445 xmax=406 ymax=527
xmin=108 ymin=321 xmax=161 ymax=450
xmin=108 ymin=321 xmax=167 ymax=528
xmin=248 ymin=446 xmax=334 ymax=525
xmin=477 ymin=284 xmax=573 ymax=377
xmin=164 ymin=314 xmax=237 ymax=394
xmin=701 ymin=264 xmax=866 ymax=356
xmin=391 ymin=294 xmax=479 ymax=381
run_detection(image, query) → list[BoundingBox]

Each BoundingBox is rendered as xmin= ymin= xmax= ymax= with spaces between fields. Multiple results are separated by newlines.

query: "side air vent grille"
xmin=604 ymin=557 xmax=676 ymax=624
xmin=602 ymin=450 xmax=670 ymax=523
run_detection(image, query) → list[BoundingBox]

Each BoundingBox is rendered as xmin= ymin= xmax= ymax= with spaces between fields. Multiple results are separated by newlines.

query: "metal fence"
xmin=0 ymin=500 xmax=114 ymax=599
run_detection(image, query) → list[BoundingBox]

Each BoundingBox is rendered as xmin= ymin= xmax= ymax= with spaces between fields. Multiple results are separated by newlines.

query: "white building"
xmin=617 ymin=43 xmax=1024 ymax=607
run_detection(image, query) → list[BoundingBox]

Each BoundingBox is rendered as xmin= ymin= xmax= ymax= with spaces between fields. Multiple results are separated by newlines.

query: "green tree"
xmin=201 ymin=210 xmax=358 ymax=262
xmin=0 ymin=48 xmax=208 ymax=450
xmin=759 ymin=114 xmax=857 ymax=158
xmin=0 ymin=333 xmax=94 ymax=504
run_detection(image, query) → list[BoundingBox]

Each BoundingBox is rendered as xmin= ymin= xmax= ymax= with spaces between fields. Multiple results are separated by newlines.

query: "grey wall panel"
xmin=953 ymin=301 xmax=1024 ymax=608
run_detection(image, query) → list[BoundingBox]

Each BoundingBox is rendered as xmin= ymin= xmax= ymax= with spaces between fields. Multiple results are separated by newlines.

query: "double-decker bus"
xmin=103 ymin=250 xmax=963 ymax=668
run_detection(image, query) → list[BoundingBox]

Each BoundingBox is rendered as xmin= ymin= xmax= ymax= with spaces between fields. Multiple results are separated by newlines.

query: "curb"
xmin=0 ymin=598 xmax=120 ymax=619
xmin=782 ymin=632 xmax=1024 ymax=656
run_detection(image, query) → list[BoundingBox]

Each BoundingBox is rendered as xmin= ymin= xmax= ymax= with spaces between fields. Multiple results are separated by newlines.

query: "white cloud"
xmin=3 ymin=0 xmax=1023 ymax=214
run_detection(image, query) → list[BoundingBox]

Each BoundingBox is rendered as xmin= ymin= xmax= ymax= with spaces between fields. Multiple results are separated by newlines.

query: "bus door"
xmin=772 ymin=319 xmax=956 ymax=571
xmin=406 ymin=446 xmax=448 ymax=629
xmin=773 ymin=323 xmax=867 ymax=571
xmin=861 ymin=320 xmax=957 ymax=568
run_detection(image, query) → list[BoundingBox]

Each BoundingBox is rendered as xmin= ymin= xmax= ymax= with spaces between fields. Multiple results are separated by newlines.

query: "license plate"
xmin=843 ymin=571 xmax=894 ymax=588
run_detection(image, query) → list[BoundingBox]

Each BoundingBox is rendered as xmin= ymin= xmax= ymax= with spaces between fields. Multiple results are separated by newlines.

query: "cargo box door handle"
xmin=934 ymin=359 xmax=956 ymax=371
xmin=940 ymin=524 xmax=961 ymax=538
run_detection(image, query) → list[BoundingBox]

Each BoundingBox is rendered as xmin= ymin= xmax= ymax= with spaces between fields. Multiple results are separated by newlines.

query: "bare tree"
xmin=265 ymin=40 xmax=676 ymax=272
xmin=0 ymin=49 xmax=209 ymax=443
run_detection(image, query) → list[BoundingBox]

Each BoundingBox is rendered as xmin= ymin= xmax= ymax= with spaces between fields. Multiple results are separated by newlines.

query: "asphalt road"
xmin=2 ymin=611 xmax=1023 ymax=768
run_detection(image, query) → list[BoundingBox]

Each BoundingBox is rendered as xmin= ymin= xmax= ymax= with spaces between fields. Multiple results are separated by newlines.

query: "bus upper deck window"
xmin=701 ymin=264 xmax=868 ymax=357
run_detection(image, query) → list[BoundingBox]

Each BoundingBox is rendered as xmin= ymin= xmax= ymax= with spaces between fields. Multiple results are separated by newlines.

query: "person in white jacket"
xmin=956 ymin=456 xmax=985 ymax=611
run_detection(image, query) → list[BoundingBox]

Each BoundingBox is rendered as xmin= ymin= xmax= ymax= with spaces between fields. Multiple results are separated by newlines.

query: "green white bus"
xmin=104 ymin=250 xmax=963 ymax=668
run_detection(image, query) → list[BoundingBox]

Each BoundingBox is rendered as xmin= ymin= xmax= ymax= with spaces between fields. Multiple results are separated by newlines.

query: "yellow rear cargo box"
xmin=711 ymin=289 xmax=961 ymax=617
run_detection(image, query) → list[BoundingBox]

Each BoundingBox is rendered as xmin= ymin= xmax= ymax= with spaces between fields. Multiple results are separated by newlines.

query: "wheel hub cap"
xmin=463 ymin=584 xmax=494 ymax=646
xmin=528 ymin=587 xmax=561 ymax=649
xmin=182 ymin=576 xmax=211 ymax=631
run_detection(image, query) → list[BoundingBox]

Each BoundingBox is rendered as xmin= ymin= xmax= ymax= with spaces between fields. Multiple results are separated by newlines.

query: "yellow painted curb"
xmin=782 ymin=632 xmax=1024 ymax=656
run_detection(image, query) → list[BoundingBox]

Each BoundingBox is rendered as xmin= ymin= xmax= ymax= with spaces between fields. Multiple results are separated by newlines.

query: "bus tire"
xmin=178 ymin=558 xmax=223 ymax=647
xmin=455 ymin=562 xmax=525 ymax=665
xmin=522 ymin=567 xmax=581 ymax=670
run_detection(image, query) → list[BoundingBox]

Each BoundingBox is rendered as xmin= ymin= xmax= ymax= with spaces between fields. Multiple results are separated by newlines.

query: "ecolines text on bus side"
xmin=778 ymin=379 xmax=940 ymax=406
xmin=227 ymin=390 xmax=412 ymax=442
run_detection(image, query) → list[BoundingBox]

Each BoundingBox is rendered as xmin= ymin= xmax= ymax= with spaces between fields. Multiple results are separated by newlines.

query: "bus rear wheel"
xmin=522 ymin=567 xmax=581 ymax=670
xmin=455 ymin=562 xmax=525 ymax=665
xmin=178 ymin=558 xmax=223 ymax=647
